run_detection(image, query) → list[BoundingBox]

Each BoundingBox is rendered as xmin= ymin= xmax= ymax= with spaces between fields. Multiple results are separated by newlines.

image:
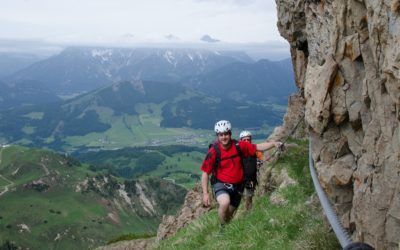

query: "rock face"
xmin=268 ymin=93 xmax=306 ymax=142
xmin=276 ymin=0 xmax=400 ymax=249
xmin=156 ymin=183 xmax=212 ymax=240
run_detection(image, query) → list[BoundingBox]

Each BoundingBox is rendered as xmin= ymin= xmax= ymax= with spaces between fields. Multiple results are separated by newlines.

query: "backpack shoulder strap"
xmin=234 ymin=140 xmax=245 ymax=171
xmin=212 ymin=143 xmax=221 ymax=174
xmin=233 ymin=140 xmax=242 ymax=158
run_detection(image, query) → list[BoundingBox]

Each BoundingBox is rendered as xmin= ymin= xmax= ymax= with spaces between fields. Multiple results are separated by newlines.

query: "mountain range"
xmin=4 ymin=47 xmax=253 ymax=95
xmin=0 ymin=47 xmax=294 ymax=109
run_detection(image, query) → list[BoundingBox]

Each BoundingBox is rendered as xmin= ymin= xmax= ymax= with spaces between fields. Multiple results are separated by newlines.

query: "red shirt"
xmin=201 ymin=140 xmax=257 ymax=184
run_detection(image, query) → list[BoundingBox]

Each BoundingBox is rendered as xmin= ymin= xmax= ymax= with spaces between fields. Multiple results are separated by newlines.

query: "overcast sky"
xmin=0 ymin=0 xmax=289 ymax=59
xmin=1 ymin=0 xmax=285 ymax=43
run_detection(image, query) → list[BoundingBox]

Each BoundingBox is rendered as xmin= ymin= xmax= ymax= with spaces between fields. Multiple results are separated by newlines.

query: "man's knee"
xmin=216 ymin=193 xmax=230 ymax=208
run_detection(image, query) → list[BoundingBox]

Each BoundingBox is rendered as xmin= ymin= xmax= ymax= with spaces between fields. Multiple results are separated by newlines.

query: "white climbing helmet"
xmin=214 ymin=120 xmax=232 ymax=133
xmin=239 ymin=130 xmax=252 ymax=139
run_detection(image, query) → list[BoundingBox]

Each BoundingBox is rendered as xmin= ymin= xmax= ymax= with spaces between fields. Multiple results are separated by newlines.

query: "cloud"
xmin=0 ymin=0 xmax=282 ymax=44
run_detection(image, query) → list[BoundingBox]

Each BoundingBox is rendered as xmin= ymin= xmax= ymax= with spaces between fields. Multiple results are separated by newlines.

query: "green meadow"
xmin=61 ymin=103 xmax=219 ymax=152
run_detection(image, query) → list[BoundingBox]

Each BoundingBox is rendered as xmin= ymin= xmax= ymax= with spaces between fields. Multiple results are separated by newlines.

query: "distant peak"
xmin=165 ymin=34 xmax=181 ymax=41
xmin=200 ymin=35 xmax=220 ymax=43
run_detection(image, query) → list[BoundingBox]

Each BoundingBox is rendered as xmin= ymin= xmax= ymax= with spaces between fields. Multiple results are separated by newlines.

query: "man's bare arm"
xmin=256 ymin=141 xmax=282 ymax=151
xmin=201 ymin=172 xmax=210 ymax=207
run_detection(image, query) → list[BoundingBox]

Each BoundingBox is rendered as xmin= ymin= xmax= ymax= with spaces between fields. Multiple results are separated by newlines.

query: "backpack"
xmin=242 ymin=155 xmax=258 ymax=186
xmin=209 ymin=141 xmax=257 ymax=185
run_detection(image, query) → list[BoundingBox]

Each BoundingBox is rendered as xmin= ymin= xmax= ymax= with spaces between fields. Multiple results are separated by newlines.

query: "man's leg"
xmin=243 ymin=182 xmax=254 ymax=210
xmin=226 ymin=187 xmax=242 ymax=219
xmin=216 ymin=193 xmax=231 ymax=224
xmin=244 ymin=188 xmax=250 ymax=210
xmin=245 ymin=196 xmax=253 ymax=210
xmin=244 ymin=187 xmax=254 ymax=210
xmin=227 ymin=205 xmax=238 ymax=221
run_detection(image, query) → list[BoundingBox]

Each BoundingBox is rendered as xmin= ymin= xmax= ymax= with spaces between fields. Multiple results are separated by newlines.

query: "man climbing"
xmin=201 ymin=120 xmax=282 ymax=229
xmin=239 ymin=130 xmax=265 ymax=210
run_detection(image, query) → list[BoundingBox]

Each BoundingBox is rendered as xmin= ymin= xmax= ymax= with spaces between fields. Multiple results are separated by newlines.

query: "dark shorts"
xmin=212 ymin=181 xmax=244 ymax=208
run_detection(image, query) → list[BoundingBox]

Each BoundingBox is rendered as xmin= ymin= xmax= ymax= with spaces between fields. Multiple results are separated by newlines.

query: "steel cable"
xmin=308 ymin=140 xmax=353 ymax=248
xmin=259 ymin=114 xmax=305 ymax=165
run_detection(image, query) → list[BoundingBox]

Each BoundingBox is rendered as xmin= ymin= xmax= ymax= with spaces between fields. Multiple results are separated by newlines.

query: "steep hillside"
xmin=277 ymin=0 xmax=400 ymax=248
xmin=6 ymin=47 xmax=253 ymax=94
xmin=183 ymin=58 xmax=296 ymax=104
xmin=0 ymin=52 xmax=43 ymax=78
xmin=0 ymin=145 xmax=186 ymax=249
xmin=0 ymin=80 xmax=61 ymax=111
xmin=160 ymin=95 xmax=282 ymax=130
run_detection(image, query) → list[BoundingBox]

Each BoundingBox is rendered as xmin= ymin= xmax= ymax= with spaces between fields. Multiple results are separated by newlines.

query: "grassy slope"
xmin=154 ymin=139 xmax=341 ymax=250
xmin=0 ymin=176 xmax=10 ymax=187
xmin=0 ymin=190 xmax=154 ymax=250
xmin=0 ymin=146 xmax=168 ymax=249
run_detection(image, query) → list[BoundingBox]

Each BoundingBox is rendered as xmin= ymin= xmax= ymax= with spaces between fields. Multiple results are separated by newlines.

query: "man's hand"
xmin=275 ymin=141 xmax=284 ymax=150
xmin=203 ymin=192 xmax=210 ymax=207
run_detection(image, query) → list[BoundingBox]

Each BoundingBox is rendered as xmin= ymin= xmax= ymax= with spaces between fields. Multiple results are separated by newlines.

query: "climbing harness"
xmin=223 ymin=183 xmax=234 ymax=190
